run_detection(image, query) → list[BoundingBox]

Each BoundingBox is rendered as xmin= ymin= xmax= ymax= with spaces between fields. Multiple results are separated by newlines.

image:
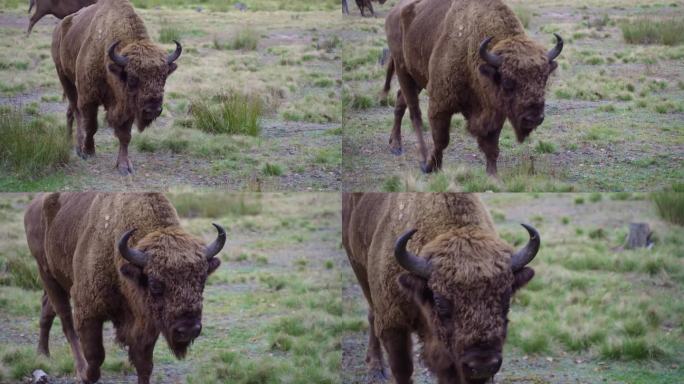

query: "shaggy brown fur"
xmin=25 ymin=193 xmax=223 ymax=384
xmin=27 ymin=0 xmax=96 ymax=35
xmin=384 ymin=0 xmax=562 ymax=175
xmin=51 ymin=0 xmax=181 ymax=176
xmin=342 ymin=193 xmax=536 ymax=384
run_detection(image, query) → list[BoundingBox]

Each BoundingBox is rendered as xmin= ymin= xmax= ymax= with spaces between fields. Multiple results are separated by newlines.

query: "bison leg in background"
xmin=468 ymin=113 xmax=505 ymax=176
xmin=114 ymin=123 xmax=135 ymax=175
xmin=395 ymin=71 xmax=429 ymax=172
xmin=129 ymin=342 xmax=155 ymax=384
xmin=26 ymin=6 xmax=47 ymax=35
xmin=75 ymin=103 xmax=98 ymax=159
xmin=423 ymin=109 xmax=452 ymax=173
xmin=343 ymin=0 xmax=349 ymax=15
xmin=366 ymin=311 xmax=388 ymax=380
xmin=37 ymin=291 xmax=56 ymax=356
xmin=389 ymin=89 xmax=407 ymax=155
xmin=368 ymin=2 xmax=375 ymax=17
xmin=39 ymin=273 xmax=87 ymax=378
xmin=381 ymin=329 xmax=414 ymax=384
xmin=76 ymin=318 xmax=105 ymax=383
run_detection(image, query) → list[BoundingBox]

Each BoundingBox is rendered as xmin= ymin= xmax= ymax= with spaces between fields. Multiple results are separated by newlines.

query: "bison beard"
xmin=51 ymin=0 xmax=181 ymax=176
xmin=25 ymin=193 xmax=226 ymax=384
xmin=343 ymin=193 xmax=540 ymax=384
xmin=384 ymin=0 xmax=563 ymax=176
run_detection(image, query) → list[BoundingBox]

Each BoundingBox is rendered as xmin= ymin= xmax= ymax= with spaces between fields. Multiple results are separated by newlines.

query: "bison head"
xmin=478 ymin=34 xmax=563 ymax=142
xmin=107 ymin=40 xmax=182 ymax=129
xmin=394 ymin=224 xmax=539 ymax=383
xmin=117 ymin=224 xmax=225 ymax=358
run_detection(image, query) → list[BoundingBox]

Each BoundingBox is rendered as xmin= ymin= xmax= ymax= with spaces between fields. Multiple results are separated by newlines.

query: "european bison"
xmin=383 ymin=0 xmax=563 ymax=176
xmin=25 ymin=193 xmax=226 ymax=384
xmin=352 ymin=0 xmax=387 ymax=17
xmin=342 ymin=193 xmax=540 ymax=383
xmin=51 ymin=0 xmax=181 ymax=176
xmin=27 ymin=0 xmax=96 ymax=35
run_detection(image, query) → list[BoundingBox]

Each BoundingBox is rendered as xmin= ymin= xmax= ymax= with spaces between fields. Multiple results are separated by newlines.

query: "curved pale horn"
xmin=479 ymin=36 xmax=503 ymax=67
xmin=204 ymin=223 xmax=226 ymax=260
xmin=167 ymin=40 xmax=182 ymax=64
xmin=511 ymin=224 xmax=540 ymax=272
xmin=394 ymin=229 xmax=432 ymax=278
xmin=547 ymin=33 xmax=564 ymax=62
xmin=118 ymin=229 xmax=149 ymax=267
xmin=108 ymin=41 xmax=129 ymax=66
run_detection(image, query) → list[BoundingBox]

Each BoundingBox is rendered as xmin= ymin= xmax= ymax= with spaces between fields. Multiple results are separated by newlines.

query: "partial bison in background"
xmin=356 ymin=0 xmax=387 ymax=17
xmin=25 ymin=193 xmax=226 ymax=384
xmin=27 ymin=0 xmax=97 ymax=35
xmin=51 ymin=0 xmax=181 ymax=176
xmin=343 ymin=193 xmax=540 ymax=384
xmin=383 ymin=0 xmax=563 ymax=175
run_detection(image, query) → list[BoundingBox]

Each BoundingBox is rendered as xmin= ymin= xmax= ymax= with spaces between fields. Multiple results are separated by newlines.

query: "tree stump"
xmin=626 ymin=222 xmax=652 ymax=249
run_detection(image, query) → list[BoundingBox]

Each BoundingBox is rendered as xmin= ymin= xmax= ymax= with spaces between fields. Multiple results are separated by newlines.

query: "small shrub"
xmin=0 ymin=107 xmax=70 ymax=176
xmin=190 ymin=92 xmax=263 ymax=136
xmin=620 ymin=18 xmax=684 ymax=46
xmin=169 ymin=193 xmax=261 ymax=218
xmin=0 ymin=250 xmax=42 ymax=290
xmin=382 ymin=176 xmax=402 ymax=192
xmin=534 ymin=140 xmax=556 ymax=154
xmin=159 ymin=25 xmax=183 ymax=44
xmin=218 ymin=29 xmax=260 ymax=50
xmin=262 ymin=163 xmax=283 ymax=176
xmin=652 ymin=191 xmax=684 ymax=225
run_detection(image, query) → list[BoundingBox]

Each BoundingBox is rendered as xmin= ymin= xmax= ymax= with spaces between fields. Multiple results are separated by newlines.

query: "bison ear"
xmin=512 ymin=267 xmax=535 ymax=292
xmin=207 ymin=257 xmax=221 ymax=275
xmin=549 ymin=60 xmax=558 ymax=73
xmin=120 ymin=263 xmax=146 ymax=287
xmin=479 ymin=64 xmax=500 ymax=83
xmin=168 ymin=63 xmax=178 ymax=76
xmin=397 ymin=272 xmax=432 ymax=305
xmin=108 ymin=63 xmax=127 ymax=82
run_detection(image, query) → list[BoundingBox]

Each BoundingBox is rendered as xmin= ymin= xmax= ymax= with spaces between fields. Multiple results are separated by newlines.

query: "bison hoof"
xmin=368 ymin=367 xmax=389 ymax=382
xmin=420 ymin=161 xmax=433 ymax=174
xmin=390 ymin=146 xmax=403 ymax=156
xmin=76 ymin=148 xmax=94 ymax=160
xmin=117 ymin=166 xmax=134 ymax=176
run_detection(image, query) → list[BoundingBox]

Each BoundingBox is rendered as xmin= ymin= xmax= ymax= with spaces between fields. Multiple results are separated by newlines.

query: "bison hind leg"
xmin=365 ymin=311 xmax=389 ymax=381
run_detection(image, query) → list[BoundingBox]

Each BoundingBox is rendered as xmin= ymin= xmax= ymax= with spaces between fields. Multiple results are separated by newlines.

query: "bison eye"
xmin=127 ymin=76 xmax=140 ymax=90
xmin=148 ymin=279 xmax=165 ymax=297
xmin=502 ymin=78 xmax=516 ymax=92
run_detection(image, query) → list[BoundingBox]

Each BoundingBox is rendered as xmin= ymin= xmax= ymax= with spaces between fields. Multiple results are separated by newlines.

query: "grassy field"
xmin=342 ymin=0 xmax=684 ymax=192
xmin=342 ymin=192 xmax=684 ymax=383
xmin=0 ymin=0 xmax=341 ymax=191
xmin=0 ymin=192 xmax=355 ymax=383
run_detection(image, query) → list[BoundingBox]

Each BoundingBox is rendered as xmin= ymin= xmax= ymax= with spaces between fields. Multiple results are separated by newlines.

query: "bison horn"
xmin=118 ymin=229 xmax=149 ymax=267
xmin=394 ymin=229 xmax=432 ymax=279
xmin=204 ymin=223 xmax=226 ymax=260
xmin=167 ymin=40 xmax=182 ymax=64
xmin=479 ymin=37 xmax=503 ymax=67
xmin=547 ymin=33 xmax=564 ymax=62
xmin=511 ymin=224 xmax=540 ymax=272
xmin=108 ymin=41 xmax=129 ymax=67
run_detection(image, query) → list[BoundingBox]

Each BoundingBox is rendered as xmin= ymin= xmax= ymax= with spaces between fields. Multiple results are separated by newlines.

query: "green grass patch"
xmin=620 ymin=18 xmax=684 ymax=46
xmin=190 ymin=92 xmax=263 ymax=136
xmin=169 ymin=193 xmax=262 ymax=218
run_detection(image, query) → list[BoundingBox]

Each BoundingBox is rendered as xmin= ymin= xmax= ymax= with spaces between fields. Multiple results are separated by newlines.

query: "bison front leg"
xmin=129 ymin=342 xmax=155 ymax=384
xmin=423 ymin=110 xmax=452 ymax=173
xmin=389 ymin=89 xmax=407 ymax=155
xmin=37 ymin=291 xmax=56 ymax=356
xmin=114 ymin=123 xmax=135 ymax=176
xmin=381 ymin=329 xmax=413 ymax=384
xmin=476 ymin=129 xmax=502 ymax=177
xmin=76 ymin=103 xmax=98 ymax=160
xmin=77 ymin=319 xmax=105 ymax=384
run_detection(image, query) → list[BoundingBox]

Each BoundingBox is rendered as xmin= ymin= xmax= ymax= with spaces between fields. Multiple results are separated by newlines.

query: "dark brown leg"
xmin=424 ymin=110 xmax=452 ymax=172
xmin=66 ymin=106 xmax=75 ymax=143
xmin=389 ymin=89 xmax=407 ymax=155
xmin=26 ymin=10 xmax=44 ymax=35
xmin=77 ymin=319 xmax=105 ymax=384
xmin=129 ymin=342 xmax=155 ymax=384
xmin=476 ymin=129 xmax=502 ymax=176
xmin=76 ymin=103 xmax=98 ymax=159
xmin=368 ymin=2 xmax=375 ymax=17
xmin=37 ymin=291 xmax=56 ymax=356
xmin=366 ymin=311 xmax=388 ymax=380
xmin=114 ymin=123 xmax=134 ymax=175
xmin=394 ymin=71 xmax=428 ymax=171
xmin=381 ymin=329 xmax=413 ymax=384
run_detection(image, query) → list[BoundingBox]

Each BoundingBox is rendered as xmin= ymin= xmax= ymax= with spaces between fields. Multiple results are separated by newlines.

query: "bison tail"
xmin=380 ymin=56 xmax=394 ymax=101
xmin=28 ymin=0 xmax=34 ymax=14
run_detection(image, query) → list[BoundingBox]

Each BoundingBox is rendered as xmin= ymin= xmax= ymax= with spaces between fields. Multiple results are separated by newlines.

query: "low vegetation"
xmin=620 ymin=17 xmax=684 ymax=46
xmin=190 ymin=92 xmax=263 ymax=136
